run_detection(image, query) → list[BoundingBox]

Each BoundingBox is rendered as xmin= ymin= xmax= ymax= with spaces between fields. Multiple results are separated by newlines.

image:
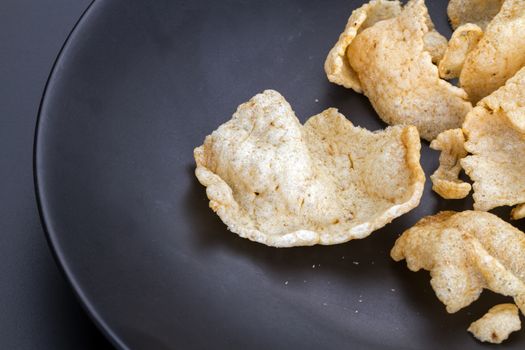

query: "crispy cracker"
xmin=429 ymin=129 xmax=471 ymax=199
xmin=194 ymin=90 xmax=425 ymax=247
xmin=325 ymin=0 xmax=472 ymax=141
xmin=447 ymin=0 xmax=504 ymax=29
xmin=423 ymin=30 xmax=448 ymax=65
xmin=391 ymin=211 xmax=525 ymax=314
xmin=512 ymin=204 xmax=525 ymax=220
xmin=468 ymin=304 xmax=521 ymax=344
xmin=461 ymin=67 xmax=525 ymax=212
xmin=438 ymin=24 xmax=483 ymax=80
xmin=459 ymin=0 xmax=525 ymax=103
xmin=324 ymin=0 xmax=402 ymax=92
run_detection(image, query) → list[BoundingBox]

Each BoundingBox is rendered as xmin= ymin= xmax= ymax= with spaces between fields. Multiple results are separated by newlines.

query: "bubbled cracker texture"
xmin=324 ymin=0 xmax=402 ymax=92
xmin=194 ymin=90 xmax=425 ymax=247
xmin=438 ymin=24 xmax=483 ymax=80
xmin=334 ymin=0 xmax=471 ymax=141
xmin=482 ymin=65 xmax=525 ymax=134
xmin=468 ymin=304 xmax=521 ymax=344
xmin=391 ymin=211 xmax=525 ymax=315
xmin=459 ymin=0 xmax=525 ymax=103
xmin=461 ymin=67 xmax=525 ymax=212
xmin=447 ymin=0 xmax=504 ymax=29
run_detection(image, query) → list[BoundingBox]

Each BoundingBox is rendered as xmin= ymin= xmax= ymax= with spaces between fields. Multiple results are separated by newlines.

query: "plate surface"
xmin=35 ymin=0 xmax=525 ymax=349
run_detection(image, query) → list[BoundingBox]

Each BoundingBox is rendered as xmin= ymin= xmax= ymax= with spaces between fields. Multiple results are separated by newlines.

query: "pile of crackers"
xmin=195 ymin=0 xmax=525 ymax=344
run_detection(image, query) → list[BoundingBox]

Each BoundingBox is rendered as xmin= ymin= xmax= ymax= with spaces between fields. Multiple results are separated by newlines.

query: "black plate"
xmin=35 ymin=0 xmax=525 ymax=349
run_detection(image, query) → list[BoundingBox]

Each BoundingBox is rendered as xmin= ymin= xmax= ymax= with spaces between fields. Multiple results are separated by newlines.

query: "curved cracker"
xmin=447 ymin=0 xmax=504 ymax=29
xmin=195 ymin=90 xmax=425 ymax=247
xmin=459 ymin=0 xmax=525 ymax=103
xmin=468 ymin=304 xmax=521 ymax=344
xmin=324 ymin=0 xmax=402 ymax=92
xmin=328 ymin=0 xmax=471 ymax=141
xmin=430 ymin=129 xmax=471 ymax=199
xmin=423 ymin=30 xmax=448 ymax=65
xmin=438 ymin=24 xmax=483 ymax=80
xmin=461 ymin=67 xmax=525 ymax=212
xmin=482 ymin=65 xmax=525 ymax=133
xmin=391 ymin=211 xmax=525 ymax=314
xmin=511 ymin=204 xmax=525 ymax=220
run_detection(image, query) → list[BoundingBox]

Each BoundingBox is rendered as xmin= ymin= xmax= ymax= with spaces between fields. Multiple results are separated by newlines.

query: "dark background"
xmin=0 ymin=0 xmax=112 ymax=348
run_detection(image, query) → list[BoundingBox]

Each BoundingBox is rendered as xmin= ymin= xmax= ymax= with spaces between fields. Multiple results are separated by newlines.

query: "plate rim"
xmin=33 ymin=1 xmax=126 ymax=349
xmin=32 ymin=1 xmax=523 ymax=348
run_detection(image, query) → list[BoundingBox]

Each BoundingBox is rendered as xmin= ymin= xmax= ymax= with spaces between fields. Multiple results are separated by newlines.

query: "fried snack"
xmin=391 ymin=211 xmax=525 ymax=314
xmin=481 ymin=65 xmax=525 ymax=134
xmin=431 ymin=67 xmax=525 ymax=212
xmin=423 ymin=30 xmax=449 ymax=65
xmin=459 ymin=0 xmax=525 ymax=103
xmin=512 ymin=204 xmax=525 ymax=220
xmin=194 ymin=90 xmax=425 ymax=247
xmin=468 ymin=304 xmax=521 ymax=344
xmin=324 ymin=0 xmax=402 ymax=91
xmin=325 ymin=0 xmax=471 ymax=141
xmin=447 ymin=0 xmax=503 ymax=29
xmin=438 ymin=24 xmax=483 ymax=80
xmin=461 ymin=67 xmax=525 ymax=212
xmin=429 ymin=129 xmax=471 ymax=199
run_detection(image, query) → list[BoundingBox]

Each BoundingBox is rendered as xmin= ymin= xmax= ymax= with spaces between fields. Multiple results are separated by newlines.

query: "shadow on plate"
xmin=182 ymin=161 xmax=525 ymax=346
